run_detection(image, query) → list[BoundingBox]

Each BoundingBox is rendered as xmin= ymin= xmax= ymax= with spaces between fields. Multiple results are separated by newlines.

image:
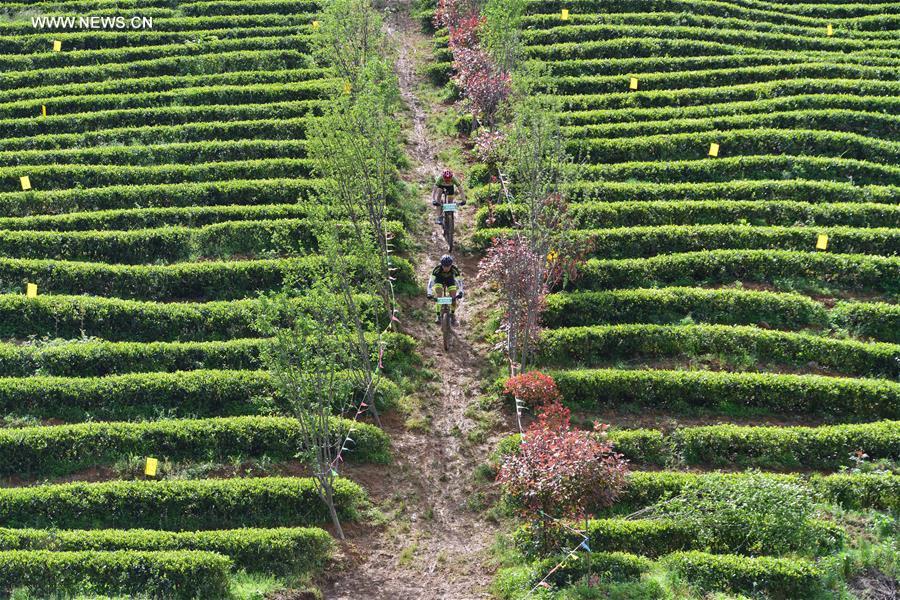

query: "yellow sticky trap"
xmin=343 ymin=81 xmax=351 ymax=95
xmin=19 ymin=176 xmax=31 ymax=190
xmin=312 ymin=20 xmax=320 ymax=30
xmin=629 ymin=77 xmax=639 ymax=90
xmin=41 ymin=105 xmax=47 ymax=117
xmin=52 ymin=40 xmax=62 ymax=52
xmin=827 ymin=23 xmax=833 ymax=36
xmin=145 ymin=457 xmax=158 ymax=477
xmin=561 ymin=9 xmax=570 ymax=20
xmin=708 ymin=143 xmax=719 ymax=157
xmin=25 ymin=283 xmax=37 ymax=298
xmin=816 ymin=234 xmax=828 ymax=250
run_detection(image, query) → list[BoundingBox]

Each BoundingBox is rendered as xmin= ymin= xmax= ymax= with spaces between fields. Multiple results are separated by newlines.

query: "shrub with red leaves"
xmin=503 ymin=370 xmax=562 ymax=409
xmin=497 ymin=401 xmax=629 ymax=525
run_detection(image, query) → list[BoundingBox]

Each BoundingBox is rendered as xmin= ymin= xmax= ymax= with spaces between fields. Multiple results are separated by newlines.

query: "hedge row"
xmin=1 ymin=138 xmax=310 ymax=167
xmin=477 ymin=201 xmax=900 ymax=230
xmin=0 ymin=477 xmax=365 ymax=530
xmin=554 ymin=93 xmax=900 ymax=128
xmin=547 ymin=367 xmax=899 ymax=418
xmin=0 ymin=415 xmax=391 ymax=477
xmin=537 ymin=324 xmax=900 ymax=378
xmin=0 ymin=79 xmax=335 ymax=121
xmin=574 ymin=250 xmax=900 ymax=295
xmin=542 ymin=287 xmax=829 ymax=330
xmin=615 ymin=471 xmax=898 ymax=513
xmin=665 ymin=551 xmax=822 ymax=598
xmin=526 ymin=0 xmax=900 ymax=22
xmin=0 ymin=202 xmax=325 ymax=232
xmin=0 ymin=218 xmax=407 ymax=264
xmin=0 ymin=33 xmax=318 ymax=73
xmin=0 ymin=158 xmax=317 ymax=192
xmin=563 ymin=109 xmax=900 ymax=142
xmin=513 ymin=517 xmax=846 ymax=558
xmin=0 ymin=100 xmax=322 ymax=139
xmin=0 ymin=255 xmax=414 ymax=301
xmin=0 ymin=527 xmax=329 ymax=574
xmin=0 ymin=550 xmax=231 ymax=599
xmin=0 ymin=178 xmax=328 ymax=216
xmin=499 ymin=420 xmax=899 ymax=469
xmin=570 ymin=128 xmax=900 ymax=165
xmin=0 ymin=293 xmax=391 ymax=343
xmin=539 ymin=78 xmax=900 ymax=112
xmin=0 ymin=117 xmax=318 ymax=153
xmin=493 ymin=551 xmax=651 ymax=598
xmin=468 ymin=178 xmax=899 ymax=206
xmin=475 ymin=225 xmax=900 ymax=260
xmin=831 ymin=301 xmax=900 ymax=343
xmin=0 ymin=369 xmax=400 ymax=421
xmin=0 ymin=49 xmax=314 ymax=91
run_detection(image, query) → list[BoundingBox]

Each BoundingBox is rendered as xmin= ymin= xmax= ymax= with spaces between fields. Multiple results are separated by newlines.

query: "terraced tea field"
xmin=0 ymin=0 xmax=415 ymax=596
xmin=452 ymin=0 xmax=900 ymax=596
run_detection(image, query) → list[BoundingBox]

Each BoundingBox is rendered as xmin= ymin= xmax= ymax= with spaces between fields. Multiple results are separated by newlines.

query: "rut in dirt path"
xmin=321 ymin=3 xmax=511 ymax=600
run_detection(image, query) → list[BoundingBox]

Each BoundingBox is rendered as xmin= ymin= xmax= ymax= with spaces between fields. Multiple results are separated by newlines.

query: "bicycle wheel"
xmin=441 ymin=308 xmax=451 ymax=351
xmin=445 ymin=211 xmax=454 ymax=252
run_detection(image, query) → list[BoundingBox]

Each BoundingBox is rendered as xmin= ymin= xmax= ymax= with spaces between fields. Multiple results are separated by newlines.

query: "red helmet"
xmin=442 ymin=169 xmax=453 ymax=181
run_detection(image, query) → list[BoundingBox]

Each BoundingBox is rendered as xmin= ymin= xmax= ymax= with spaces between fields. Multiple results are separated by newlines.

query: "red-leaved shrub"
xmin=504 ymin=370 xmax=562 ymax=408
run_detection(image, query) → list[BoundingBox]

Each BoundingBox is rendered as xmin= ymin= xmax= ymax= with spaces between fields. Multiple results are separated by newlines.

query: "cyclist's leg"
xmin=448 ymin=285 xmax=458 ymax=313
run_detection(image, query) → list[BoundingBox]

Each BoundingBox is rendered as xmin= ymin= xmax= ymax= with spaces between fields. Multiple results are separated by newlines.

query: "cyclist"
xmin=426 ymin=254 xmax=463 ymax=325
xmin=431 ymin=169 xmax=466 ymax=225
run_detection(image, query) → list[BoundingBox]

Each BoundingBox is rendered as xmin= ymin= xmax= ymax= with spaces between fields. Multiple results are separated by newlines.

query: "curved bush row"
xmin=574 ymin=155 xmax=900 ymax=187
xmin=0 ymin=79 xmax=336 ymax=121
xmin=524 ymin=25 xmax=895 ymax=54
xmin=542 ymin=287 xmax=829 ymax=330
xmin=478 ymin=200 xmax=900 ymax=230
xmin=0 ymin=218 xmax=407 ymax=264
xmin=0 ymin=66 xmax=324 ymax=105
xmin=537 ymin=324 xmax=900 ymax=378
xmin=0 ymin=415 xmax=390 ymax=477
xmin=497 ymin=420 xmax=900 ymax=469
xmin=0 ymin=293 xmax=389 ymax=343
xmin=664 ymin=551 xmax=822 ymax=598
xmin=0 ymin=527 xmax=326 ymax=574
xmin=541 ymin=78 xmax=900 ymax=112
xmin=180 ymin=0 xmax=321 ymax=16
xmin=563 ymin=109 xmax=900 ymax=141
xmin=0 ymin=527 xmax=329 ymax=575
xmin=0 ymin=370 xmax=400 ymax=421
xmin=0 ymin=550 xmax=231 ymax=600
xmin=616 ymin=471 xmax=898 ymax=513
xmin=0 ymin=116 xmax=316 ymax=153
xmin=469 ymin=179 xmax=899 ymax=205
xmin=524 ymin=0 xmax=900 ymax=24
xmin=550 ymin=365 xmax=899 ymax=418
xmin=0 ymin=33 xmax=317 ymax=73
xmin=0 ymin=476 xmax=366 ymax=530
xmin=0 ymin=100 xmax=322 ymax=139
xmin=0 ymin=49 xmax=314 ymax=91
xmin=0 ymin=13 xmax=314 ymax=35
xmin=1 ymin=139 xmax=310 ymax=168
xmin=0 ymin=202 xmax=322 ymax=232
xmin=475 ymin=224 xmax=900 ymax=260
xmin=0 ymin=158 xmax=318 ymax=192
xmin=831 ymin=301 xmax=900 ymax=343
xmin=571 ymin=128 xmax=900 ymax=165
xmin=574 ymin=250 xmax=900 ymax=295
xmin=555 ymin=94 xmax=900 ymax=127
xmin=513 ymin=517 xmax=846 ymax=558
xmin=0 ymin=255 xmax=414 ymax=301
xmin=0 ymin=178 xmax=328 ymax=217
xmin=494 ymin=551 xmax=650 ymax=598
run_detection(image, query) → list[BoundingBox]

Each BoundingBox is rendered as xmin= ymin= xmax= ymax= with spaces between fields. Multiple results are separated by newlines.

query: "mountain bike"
xmin=432 ymin=283 xmax=458 ymax=351
xmin=441 ymin=193 xmax=457 ymax=253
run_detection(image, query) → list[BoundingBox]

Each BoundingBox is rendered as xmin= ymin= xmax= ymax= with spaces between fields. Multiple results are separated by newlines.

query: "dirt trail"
xmin=321 ymin=3 xmax=507 ymax=599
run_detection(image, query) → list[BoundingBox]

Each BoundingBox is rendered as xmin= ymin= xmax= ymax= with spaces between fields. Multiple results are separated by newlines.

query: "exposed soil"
xmin=319 ymin=3 xmax=511 ymax=598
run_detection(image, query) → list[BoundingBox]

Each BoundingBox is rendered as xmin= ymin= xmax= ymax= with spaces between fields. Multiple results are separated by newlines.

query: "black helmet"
xmin=440 ymin=255 xmax=453 ymax=267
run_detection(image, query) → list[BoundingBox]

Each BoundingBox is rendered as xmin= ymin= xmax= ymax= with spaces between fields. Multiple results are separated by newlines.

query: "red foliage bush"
xmin=497 ymin=401 xmax=629 ymax=521
xmin=503 ymin=371 xmax=562 ymax=408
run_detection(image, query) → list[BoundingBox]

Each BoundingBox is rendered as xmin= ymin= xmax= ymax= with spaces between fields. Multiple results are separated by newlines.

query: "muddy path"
xmin=321 ymin=2 xmax=509 ymax=599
